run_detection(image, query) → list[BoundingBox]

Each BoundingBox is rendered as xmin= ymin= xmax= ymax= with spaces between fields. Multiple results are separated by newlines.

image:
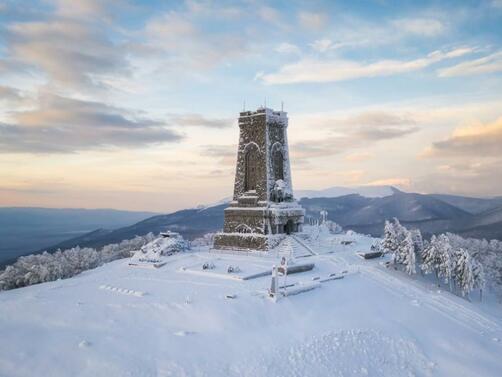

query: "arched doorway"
xmin=284 ymin=219 xmax=295 ymax=235
xmin=244 ymin=144 xmax=259 ymax=191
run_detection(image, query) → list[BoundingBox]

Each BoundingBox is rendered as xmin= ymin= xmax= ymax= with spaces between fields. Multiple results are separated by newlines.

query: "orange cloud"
xmin=423 ymin=116 xmax=502 ymax=158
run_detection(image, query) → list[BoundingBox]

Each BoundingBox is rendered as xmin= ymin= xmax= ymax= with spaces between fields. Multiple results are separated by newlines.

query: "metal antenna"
xmin=264 ymin=98 xmax=267 ymax=108
xmin=243 ymin=100 xmax=246 ymax=111
xmin=281 ymin=101 xmax=284 ymax=112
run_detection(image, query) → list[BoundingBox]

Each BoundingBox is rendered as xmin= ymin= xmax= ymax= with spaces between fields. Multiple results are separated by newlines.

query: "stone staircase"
xmin=275 ymin=236 xmax=315 ymax=258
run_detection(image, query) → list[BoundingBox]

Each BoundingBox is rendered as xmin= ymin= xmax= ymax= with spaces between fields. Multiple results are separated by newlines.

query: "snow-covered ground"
xmin=1 ymin=232 xmax=501 ymax=377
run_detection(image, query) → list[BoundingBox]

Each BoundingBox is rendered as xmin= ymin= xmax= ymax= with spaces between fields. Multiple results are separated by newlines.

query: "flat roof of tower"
xmin=239 ymin=107 xmax=287 ymax=118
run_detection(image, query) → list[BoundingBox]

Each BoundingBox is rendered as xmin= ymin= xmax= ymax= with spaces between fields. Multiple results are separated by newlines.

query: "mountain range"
xmin=0 ymin=208 xmax=157 ymax=266
xmin=38 ymin=187 xmax=502 ymax=254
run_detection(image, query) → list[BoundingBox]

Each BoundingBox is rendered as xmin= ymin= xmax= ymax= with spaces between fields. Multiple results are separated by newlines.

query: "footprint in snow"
xmin=174 ymin=331 xmax=196 ymax=337
xmin=79 ymin=340 xmax=91 ymax=348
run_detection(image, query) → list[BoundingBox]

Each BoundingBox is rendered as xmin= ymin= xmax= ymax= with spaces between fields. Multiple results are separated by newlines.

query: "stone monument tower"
xmin=213 ymin=107 xmax=305 ymax=251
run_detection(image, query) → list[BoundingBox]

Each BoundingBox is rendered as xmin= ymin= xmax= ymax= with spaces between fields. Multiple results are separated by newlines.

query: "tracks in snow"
xmin=310 ymin=243 xmax=502 ymax=337
xmin=359 ymin=264 xmax=502 ymax=336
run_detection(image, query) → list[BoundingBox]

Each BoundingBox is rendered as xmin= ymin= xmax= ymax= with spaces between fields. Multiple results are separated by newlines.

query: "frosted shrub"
xmin=190 ymin=233 xmax=216 ymax=248
xmin=0 ymin=233 xmax=156 ymax=291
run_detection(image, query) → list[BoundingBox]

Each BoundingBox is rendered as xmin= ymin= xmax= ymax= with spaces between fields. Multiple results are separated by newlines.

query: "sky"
xmin=0 ymin=0 xmax=502 ymax=212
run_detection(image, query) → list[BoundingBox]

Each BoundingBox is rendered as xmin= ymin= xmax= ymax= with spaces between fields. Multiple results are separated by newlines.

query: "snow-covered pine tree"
xmin=471 ymin=256 xmax=485 ymax=301
xmin=454 ymin=248 xmax=475 ymax=298
xmin=437 ymin=234 xmax=454 ymax=288
xmin=421 ymin=235 xmax=439 ymax=276
xmin=410 ymin=229 xmax=424 ymax=255
xmin=401 ymin=232 xmax=416 ymax=275
xmin=381 ymin=220 xmax=399 ymax=255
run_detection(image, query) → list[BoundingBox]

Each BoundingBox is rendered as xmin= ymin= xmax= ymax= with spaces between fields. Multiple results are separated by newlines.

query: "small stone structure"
xmin=213 ymin=107 xmax=305 ymax=251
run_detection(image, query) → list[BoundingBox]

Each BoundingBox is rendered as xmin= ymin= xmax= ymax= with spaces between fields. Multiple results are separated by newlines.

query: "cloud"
xmin=260 ymin=48 xmax=473 ymax=84
xmin=423 ymin=116 xmax=502 ymax=158
xmin=365 ymin=177 xmax=411 ymax=187
xmin=49 ymin=0 xmax=129 ymax=20
xmin=185 ymin=1 xmax=243 ymax=19
xmin=347 ymin=111 xmax=419 ymax=140
xmin=169 ymin=114 xmax=233 ymax=129
xmin=343 ymin=110 xmax=417 ymax=127
xmin=258 ymin=6 xmax=282 ymax=24
xmin=298 ymin=11 xmax=328 ymax=30
xmin=491 ymin=0 xmax=502 ymax=9
xmin=344 ymin=152 xmax=373 ymax=162
xmin=290 ymin=110 xmax=419 ymax=158
xmin=200 ymin=145 xmax=236 ymax=166
xmin=310 ymin=39 xmax=340 ymax=53
xmin=438 ymin=51 xmax=502 ymax=77
xmin=0 ymin=86 xmax=23 ymax=102
xmin=143 ymin=10 xmax=249 ymax=70
xmin=392 ymin=18 xmax=445 ymax=37
xmin=299 ymin=14 xmax=450 ymax=54
xmin=0 ymin=93 xmax=181 ymax=153
xmin=414 ymin=159 xmax=502 ymax=197
xmin=3 ymin=18 xmax=129 ymax=91
xmin=275 ymin=43 xmax=301 ymax=55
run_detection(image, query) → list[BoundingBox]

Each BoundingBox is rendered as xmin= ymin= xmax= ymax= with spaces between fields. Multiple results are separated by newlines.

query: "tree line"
xmin=0 ymin=233 xmax=156 ymax=291
xmin=381 ymin=219 xmax=493 ymax=300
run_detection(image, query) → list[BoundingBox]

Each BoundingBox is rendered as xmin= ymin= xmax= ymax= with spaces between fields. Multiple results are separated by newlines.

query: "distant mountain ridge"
xmin=296 ymin=185 xmax=394 ymax=199
xmin=428 ymin=194 xmax=502 ymax=215
xmin=39 ymin=189 xmax=502 ymax=254
xmin=0 ymin=207 xmax=158 ymax=266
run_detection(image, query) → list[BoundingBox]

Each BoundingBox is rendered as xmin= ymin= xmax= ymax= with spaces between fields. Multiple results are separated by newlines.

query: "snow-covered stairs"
xmin=275 ymin=236 xmax=315 ymax=258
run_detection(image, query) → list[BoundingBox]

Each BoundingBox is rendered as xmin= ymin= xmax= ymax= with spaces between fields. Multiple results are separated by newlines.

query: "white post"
xmin=270 ymin=265 xmax=278 ymax=301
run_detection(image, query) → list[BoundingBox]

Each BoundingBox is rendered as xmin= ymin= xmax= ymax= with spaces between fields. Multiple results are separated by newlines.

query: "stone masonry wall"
xmin=233 ymin=111 xmax=268 ymax=201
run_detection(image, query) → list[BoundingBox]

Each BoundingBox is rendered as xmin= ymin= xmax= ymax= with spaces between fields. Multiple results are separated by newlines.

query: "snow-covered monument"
xmin=213 ymin=107 xmax=305 ymax=251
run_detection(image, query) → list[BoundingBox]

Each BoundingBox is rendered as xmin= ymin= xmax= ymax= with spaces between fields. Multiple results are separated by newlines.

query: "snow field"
xmin=0 ymin=232 xmax=501 ymax=377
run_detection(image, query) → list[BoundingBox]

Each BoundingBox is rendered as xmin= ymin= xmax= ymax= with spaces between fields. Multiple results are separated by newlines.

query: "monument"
xmin=213 ymin=107 xmax=305 ymax=251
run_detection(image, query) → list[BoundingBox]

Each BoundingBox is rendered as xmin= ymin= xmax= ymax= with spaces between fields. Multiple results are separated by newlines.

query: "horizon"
xmin=1 ymin=183 xmax=501 ymax=213
xmin=1 ymin=0 xmax=502 ymax=212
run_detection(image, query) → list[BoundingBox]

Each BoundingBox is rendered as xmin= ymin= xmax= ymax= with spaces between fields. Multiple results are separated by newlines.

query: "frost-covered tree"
xmin=381 ymin=220 xmax=399 ymax=255
xmin=381 ymin=218 xmax=408 ymax=256
xmin=190 ymin=233 xmax=216 ymax=248
xmin=421 ymin=235 xmax=438 ymax=275
xmin=325 ymin=220 xmax=343 ymax=234
xmin=453 ymin=248 xmax=475 ymax=298
xmin=0 ymin=233 xmax=157 ymax=291
xmin=436 ymin=234 xmax=454 ymax=288
xmin=471 ymin=257 xmax=485 ymax=300
xmin=401 ymin=232 xmax=416 ymax=275
xmin=444 ymin=232 xmax=500 ymax=300
xmin=382 ymin=219 xmax=417 ymax=274
xmin=410 ymin=229 xmax=424 ymax=255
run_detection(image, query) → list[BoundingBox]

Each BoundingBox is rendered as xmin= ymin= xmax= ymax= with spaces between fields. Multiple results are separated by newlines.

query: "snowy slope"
xmin=1 ymin=232 xmax=501 ymax=377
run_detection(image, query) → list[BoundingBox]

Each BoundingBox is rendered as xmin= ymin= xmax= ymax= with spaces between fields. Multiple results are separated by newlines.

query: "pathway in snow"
xmin=314 ymin=235 xmax=502 ymax=338
xmin=358 ymin=265 xmax=502 ymax=336
xmin=298 ymin=233 xmax=502 ymax=339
